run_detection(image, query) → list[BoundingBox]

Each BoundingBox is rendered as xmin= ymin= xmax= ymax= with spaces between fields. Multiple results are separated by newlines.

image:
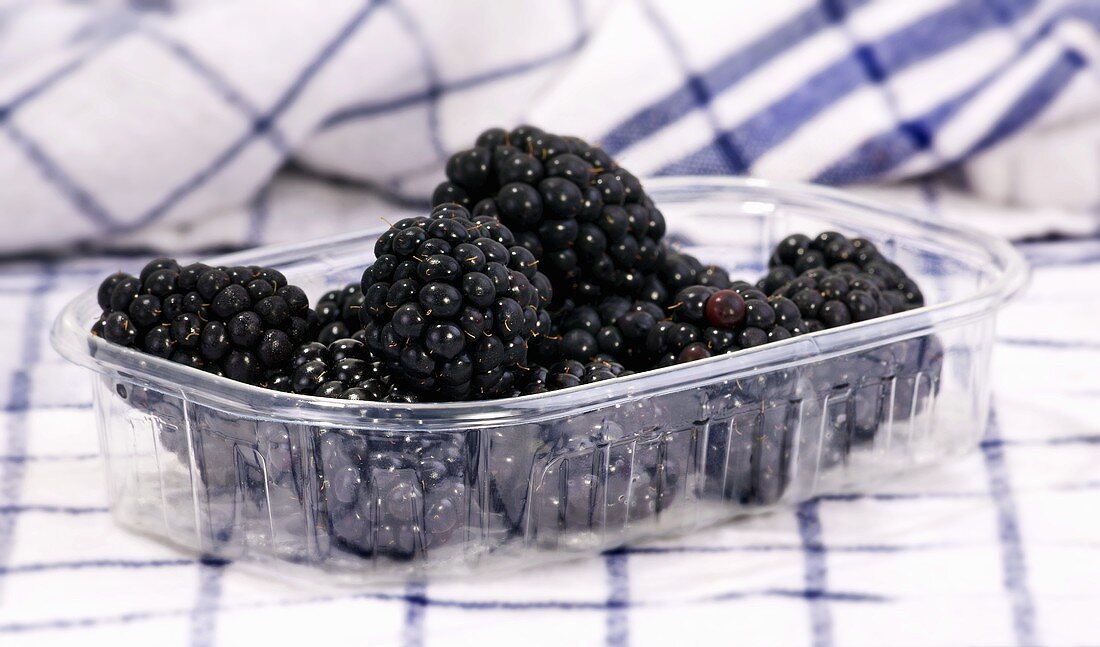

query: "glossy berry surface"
xmin=90 ymin=258 xmax=313 ymax=388
xmin=361 ymin=203 xmax=552 ymax=400
xmin=434 ymin=125 xmax=675 ymax=305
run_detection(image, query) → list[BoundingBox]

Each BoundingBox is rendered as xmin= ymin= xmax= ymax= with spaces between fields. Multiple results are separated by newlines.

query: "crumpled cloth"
xmin=0 ymin=0 xmax=1099 ymax=254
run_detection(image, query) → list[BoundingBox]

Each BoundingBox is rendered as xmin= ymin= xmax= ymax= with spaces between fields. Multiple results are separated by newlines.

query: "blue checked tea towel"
xmin=0 ymin=0 xmax=1098 ymax=645
xmin=0 ymin=0 xmax=1097 ymax=252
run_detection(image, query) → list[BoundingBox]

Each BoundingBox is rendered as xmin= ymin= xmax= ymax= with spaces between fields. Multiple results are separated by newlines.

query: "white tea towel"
xmin=1 ymin=0 xmax=1100 ymax=254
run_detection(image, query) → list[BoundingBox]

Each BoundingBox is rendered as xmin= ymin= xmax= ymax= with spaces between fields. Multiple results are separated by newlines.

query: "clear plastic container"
xmin=51 ymin=178 xmax=1027 ymax=581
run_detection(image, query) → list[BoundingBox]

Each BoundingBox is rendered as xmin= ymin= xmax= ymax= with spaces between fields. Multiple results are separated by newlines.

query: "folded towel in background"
xmin=0 ymin=0 xmax=1098 ymax=254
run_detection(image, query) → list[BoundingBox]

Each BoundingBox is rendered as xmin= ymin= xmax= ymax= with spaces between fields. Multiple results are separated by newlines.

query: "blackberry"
xmin=91 ymin=258 xmax=315 ymax=388
xmin=764 ymin=231 xmax=924 ymax=312
xmin=360 ymin=203 xmax=553 ymax=400
xmin=759 ymin=232 xmax=941 ymax=473
xmin=532 ymin=297 xmax=668 ymax=370
xmin=288 ymin=338 xmax=404 ymax=400
xmin=317 ymin=428 xmax=468 ymax=560
xmin=658 ymin=248 xmax=731 ymax=295
xmin=434 ymin=125 xmax=673 ymax=304
xmin=520 ymin=359 xmax=632 ymax=393
xmin=769 ymin=265 xmax=911 ymax=331
xmin=313 ymin=283 xmax=366 ymax=344
xmin=647 ymin=284 xmax=805 ymax=367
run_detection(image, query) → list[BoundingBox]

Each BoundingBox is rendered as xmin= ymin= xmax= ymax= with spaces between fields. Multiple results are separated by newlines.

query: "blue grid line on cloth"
xmin=600 ymin=0 xmax=867 ymax=156
xmin=619 ymin=541 xmax=985 ymax=555
xmin=635 ymin=0 xmax=747 ymax=173
xmin=402 ymin=580 xmax=427 ymax=647
xmin=656 ymin=0 xmax=1039 ymax=176
xmin=0 ymin=558 xmax=195 ymax=575
xmin=387 ymin=0 xmax=447 ymax=160
xmin=923 ymin=180 xmax=1037 ymax=647
xmin=0 ymin=262 xmax=57 ymax=601
xmin=604 ymin=551 xmax=630 ymax=647
xmin=2 ymin=122 xmax=115 ymax=228
xmin=1022 ymin=248 xmax=1100 ymax=266
xmin=1000 ymin=336 xmax=1100 ymax=349
xmin=815 ymin=3 xmax=1098 ymax=183
xmin=0 ymin=47 xmax=97 ymax=118
xmin=318 ymin=14 xmax=588 ymax=129
xmin=128 ymin=0 xmax=384 ymax=234
xmin=796 ymin=499 xmax=832 ymax=647
xmin=140 ymin=26 xmax=290 ymax=153
xmin=189 ymin=557 xmax=227 ymax=647
xmin=981 ymin=409 xmax=1038 ymax=647
xmin=986 ymin=433 xmax=1100 ymax=447
xmin=0 ymin=578 xmax=897 ymax=636
xmin=2 ymin=402 xmax=91 ymax=413
xmin=130 ymin=0 xmax=174 ymax=12
xmin=0 ymin=453 xmax=98 ymax=462
xmin=246 ymin=182 xmax=273 ymax=247
xmin=0 ymin=505 xmax=108 ymax=515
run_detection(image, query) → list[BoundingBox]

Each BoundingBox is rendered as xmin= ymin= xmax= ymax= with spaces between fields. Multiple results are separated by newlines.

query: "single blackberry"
xmin=360 ymin=203 xmax=553 ymax=400
xmin=434 ymin=125 xmax=671 ymax=304
xmin=769 ymin=264 xmax=914 ymax=331
xmin=658 ymin=248 xmax=731 ymax=295
xmin=525 ymin=359 xmax=633 ymax=392
xmin=764 ymin=231 xmax=924 ymax=312
xmin=287 ymin=338 xmax=401 ymax=400
xmin=313 ymin=283 xmax=365 ymax=345
xmin=318 ymin=428 xmax=468 ymax=560
xmin=91 ymin=258 xmax=316 ymax=388
xmin=759 ymin=236 xmax=940 ymax=474
xmin=532 ymin=297 xmax=668 ymax=370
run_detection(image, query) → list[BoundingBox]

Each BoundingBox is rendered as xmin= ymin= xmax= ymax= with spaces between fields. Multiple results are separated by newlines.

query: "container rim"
xmin=51 ymin=176 xmax=1028 ymax=430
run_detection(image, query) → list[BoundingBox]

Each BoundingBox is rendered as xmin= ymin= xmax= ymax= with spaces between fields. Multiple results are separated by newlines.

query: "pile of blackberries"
xmin=90 ymin=128 xmax=932 ymax=406
xmin=87 ymin=126 xmax=946 ymax=565
xmin=92 ymin=259 xmax=315 ymax=388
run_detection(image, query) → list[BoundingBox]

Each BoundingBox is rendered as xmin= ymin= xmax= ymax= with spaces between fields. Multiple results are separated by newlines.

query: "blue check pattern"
xmin=1 ymin=0 xmax=1099 ymax=644
xmin=3 ymin=211 xmax=1099 ymax=644
xmin=0 ymin=0 xmax=1096 ymax=252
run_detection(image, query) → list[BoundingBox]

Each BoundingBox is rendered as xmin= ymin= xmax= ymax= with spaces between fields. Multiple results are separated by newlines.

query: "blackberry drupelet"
xmin=360 ymin=203 xmax=553 ymax=400
xmin=91 ymin=258 xmax=316 ymax=388
xmin=433 ymin=125 xmax=672 ymax=304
